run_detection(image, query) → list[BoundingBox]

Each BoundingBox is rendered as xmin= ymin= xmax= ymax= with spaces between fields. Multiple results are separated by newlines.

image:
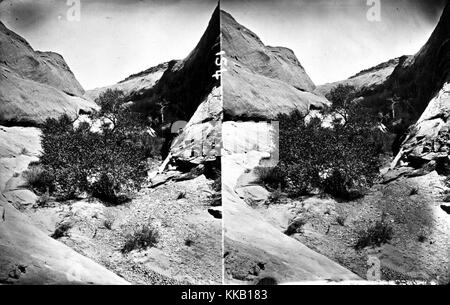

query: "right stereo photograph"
xmin=221 ymin=0 xmax=450 ymax=285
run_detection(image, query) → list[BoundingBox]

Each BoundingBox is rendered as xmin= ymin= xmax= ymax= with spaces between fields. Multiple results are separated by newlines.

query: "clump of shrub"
xmin=336 ymin=214 xmax=346 ymax=226
xmin=354 ymin=221 xmax=393 ymax=250
xmin=121 ymin=225 xmax=159 ymax=254
xmin=176 ymin=191 xmax=187 ymax=200
xmin=23 ymin=165 xmax=55 ymax=194
xmin=208 ymin=173 xmax=222 ymax=206
xmin=35 ymin=191 xmax=51 ymax=207
xmin=51 ymin=222 xmax=72 ymax=239
xmin=270 ymin=85 xmax=382 ymax=200
xmin=267 ymin=189 xmax=282 ymax=205
xmin=284 ymin=217 xmax=307 ymax=236
xmin=36 ymin=89 xmax=151 ymax=203
xmin=409 ymin=187 xmax=419 ymax=196
xmin=254 ymin=166 xmax=286 ymax=190
xmin=104 ymin=218 xmax=114 ymax=230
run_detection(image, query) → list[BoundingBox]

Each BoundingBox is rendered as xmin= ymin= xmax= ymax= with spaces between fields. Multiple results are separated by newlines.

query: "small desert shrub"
xmin=417 ymin=234 xmax=426 ymax=243
xmin=176 ymin=191 xmax=187 ymax=200
xmin=184 ymin=237 xmax=194 ymax=247
xmin=36 ymin=192 xmax=51 ymax=207
xmin=284 ymin=218 xmax=306 ymax=236
xmin=121 ymin=225 xmax=159 ymax=254
xmin=409 ymin=187 xmax=419 ymax=196
xmin=51 ymin=222 xmax=72 ymax=239
xmin=208 ymin=174 xmax=222 ymax=206
xmin=336 ymin=215 xmax=346 ymax=226
xmin=354 ymin=221 xmax=393 ymax=250
xmin=208 ymin=192 xmax=222 ymax=206
xmin=255 ymin=276 xmax=278 ymax=285
xmin=267 ymin=189 xmax=282 ymax=205
xmin=23 ymin=165 xmax=54 ymax=194
xmin=255 ymin=166 xmax=285 ymax=190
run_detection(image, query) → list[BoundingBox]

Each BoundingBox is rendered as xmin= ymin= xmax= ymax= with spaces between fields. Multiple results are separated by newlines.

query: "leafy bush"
xmin=354 ymin=221 xmax=393 ymax=250
xmin=121 ymin=225 xmax=159 ymax=254
xmin=38 ymin=89 xmax=152 ymax=203
xmin=272 ymin=85 xmax=382 ymax=200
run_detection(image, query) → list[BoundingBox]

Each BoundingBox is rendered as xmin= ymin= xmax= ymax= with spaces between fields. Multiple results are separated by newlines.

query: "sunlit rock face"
xmin=0 ymin=21 xmax=98 ymax=126
xmin=221 ymin=10 xmax=329 ymax=121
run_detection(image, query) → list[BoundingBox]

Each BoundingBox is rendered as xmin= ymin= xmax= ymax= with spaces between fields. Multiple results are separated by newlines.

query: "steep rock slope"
xmin=394 ymin=3 xmax=450 ymax=168
xmin=315 ymin=57 xmax=405 ymax=98
xmin=85 ymin=62 xmax=170 ymax=102
xmin=221 ymin=10 xmax=329 ymax=120
xmin=0 ymin=21 xmax=97 ymax=125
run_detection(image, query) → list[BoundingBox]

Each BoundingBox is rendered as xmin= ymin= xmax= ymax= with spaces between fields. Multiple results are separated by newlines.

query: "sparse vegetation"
xmin=121 ymin=225 xmax=159 ymax=254
xmin=284 ymin=218 xmax=306 ymax=236
xmin=184 ymin=237 xmax=194 ymax=247
xmin=336 ymin=215 xmax=346 ymax=226
xmin=417 ymin=234 xmax=426 ymax=243
xmin=176 ymin=191 xmax=187 ymax=200
xmin=354 ymin=221 xmax=393 ymax=250
xmin=267 ymin=189 xmax=282 ymax=205
xmin=208 ymin=174 xmax=222 ymax=206
xmin=409 ymin=187 xmax=419 ymax=196
xmin=23 ymin=165 xmax=55 ymax=194
xmin=36 ymin=191 xmax=51 ymax=207
xmin=51 ymin=222 xmax=72 ymax=239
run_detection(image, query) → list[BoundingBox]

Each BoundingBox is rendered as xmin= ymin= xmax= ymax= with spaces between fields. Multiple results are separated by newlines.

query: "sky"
xmin=0 ymin=0 xmax=446 ymax=89
xmin=222 ymin=0 xmax=446 ymax=85
xmin=0 ymin=0 xmax=218 ymax=90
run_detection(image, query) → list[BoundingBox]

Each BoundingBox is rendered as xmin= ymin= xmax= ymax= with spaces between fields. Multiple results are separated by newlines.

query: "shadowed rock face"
xmin=221 ymin=10 xmax=329 ymax=121
xmin=392 ymin=2 xmax=450 ymax=167
xmin=131 ymin=7 xmax=220 ymax=124
xmin=0 ymin=21 xmax=98 ymax=126
xmin=85 ymin=62 xmax=171 ymax=102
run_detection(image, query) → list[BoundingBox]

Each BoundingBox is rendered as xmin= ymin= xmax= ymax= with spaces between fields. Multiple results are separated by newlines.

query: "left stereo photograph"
xmin=0 ymin=0 xmax=222 ymax=284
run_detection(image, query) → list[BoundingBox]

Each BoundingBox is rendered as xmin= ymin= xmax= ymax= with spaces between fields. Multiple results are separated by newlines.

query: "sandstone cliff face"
xmin=131 ymin=7 xmax=220 ymax=125
xmin=0 ymin=21 xmax=97 ymax=125
xmin=221 ymin=10 xmax=329 ymax=121
xmin=85 ymin=62 xmax=170 ymax=102
xmin=221 ymin=11 xmax=315 ymax=92
xmin=393 ymin=2 xmax=450 ymax=168
xmin=315 ymin=57 xmax=405 ymax=98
